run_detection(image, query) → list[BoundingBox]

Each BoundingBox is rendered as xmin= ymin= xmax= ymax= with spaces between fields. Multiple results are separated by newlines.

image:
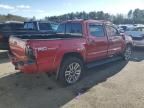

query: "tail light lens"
xmin=25 ymin=45 xmax=35 ymax=60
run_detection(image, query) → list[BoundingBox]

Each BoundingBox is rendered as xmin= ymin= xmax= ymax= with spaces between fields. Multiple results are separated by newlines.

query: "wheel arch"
xmin=56 ymin=51 xmax=85 ymax=80
xmin=62 ymin=52 xmax=85 ymax=63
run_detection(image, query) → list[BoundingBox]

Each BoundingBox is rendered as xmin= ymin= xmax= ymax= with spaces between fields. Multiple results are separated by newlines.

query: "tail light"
xmin=25 ymin=45 xmax=35 ymax=60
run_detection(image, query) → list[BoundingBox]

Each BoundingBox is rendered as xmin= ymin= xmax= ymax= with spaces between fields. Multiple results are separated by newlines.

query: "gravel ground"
xmin=0 ymin=48 xmax=144 ymax=108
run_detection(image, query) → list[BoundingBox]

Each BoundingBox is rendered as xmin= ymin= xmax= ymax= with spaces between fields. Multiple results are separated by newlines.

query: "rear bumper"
xmin=133 ymin=40 xmax=144 ymax=47
xmin=8 ymin=53 xmax=54 ymax=74
xmin=8 ymin=53 xmax=38 ymax=73
xmin=14 ymin=61 xmax=38 ymax=73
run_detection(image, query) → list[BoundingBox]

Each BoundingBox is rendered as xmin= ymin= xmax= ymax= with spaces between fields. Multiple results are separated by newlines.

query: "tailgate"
xmin=9 ymin=36 xmax=28 ymax=60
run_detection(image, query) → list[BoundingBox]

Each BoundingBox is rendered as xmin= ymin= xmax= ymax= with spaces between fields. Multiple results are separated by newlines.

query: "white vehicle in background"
xmin=125 ymin=27 xmax=144 ymax=47
xmin=133 ymin=24 xmax=144 ymax=28
xmin=118 ymin=24 xmax=135 ymax=31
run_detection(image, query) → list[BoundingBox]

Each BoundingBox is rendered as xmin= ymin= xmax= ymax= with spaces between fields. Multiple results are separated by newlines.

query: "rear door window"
xmin=66 ymin=23 xmax=71 ymax=34
xmin=89 ymin=24 xmax=105 ymax=37
xmin=66 ymin=23 xmax=82 ymax=36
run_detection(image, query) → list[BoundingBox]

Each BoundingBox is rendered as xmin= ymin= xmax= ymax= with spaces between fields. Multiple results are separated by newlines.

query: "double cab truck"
xmin=0 ymin=21 xmax=56 ymax=50
xmin=9 ymin=20 xmax=133 ymax=85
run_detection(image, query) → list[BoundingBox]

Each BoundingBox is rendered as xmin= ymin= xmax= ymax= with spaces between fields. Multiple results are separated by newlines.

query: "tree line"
xmin=45 ymin=8 xmax=144 ymax=24
xmin=0 ymin=8 xmax=144 ymax=24
xmin=0 ymin=14 xmax=26 ymax=23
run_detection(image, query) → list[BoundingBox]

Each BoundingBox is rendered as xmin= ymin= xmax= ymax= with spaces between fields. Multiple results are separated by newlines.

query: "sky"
xmin=0 ymin=0 xmax=144 ymax=19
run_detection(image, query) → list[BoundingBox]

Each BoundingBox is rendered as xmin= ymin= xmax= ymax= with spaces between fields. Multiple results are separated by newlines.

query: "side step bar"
xmin=86 ymin=56 xmax=122 ymax=69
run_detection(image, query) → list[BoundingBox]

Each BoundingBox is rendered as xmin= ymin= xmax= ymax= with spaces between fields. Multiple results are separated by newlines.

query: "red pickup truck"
xmin=9 ymin=20 xmax=133 ymax=85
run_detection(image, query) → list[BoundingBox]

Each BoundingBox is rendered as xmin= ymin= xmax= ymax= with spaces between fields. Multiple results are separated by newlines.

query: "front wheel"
xmin=58 ymin=57 xmax=84 ymax=86
xmin=123 ymin=45 xmax=133 ymax=61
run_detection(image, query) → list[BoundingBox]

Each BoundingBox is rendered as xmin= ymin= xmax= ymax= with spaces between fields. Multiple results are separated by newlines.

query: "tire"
xmin=58 ymin=57 xmax=84 ymax=86
xmin=123 ymin=45 xmax=133 ymax=61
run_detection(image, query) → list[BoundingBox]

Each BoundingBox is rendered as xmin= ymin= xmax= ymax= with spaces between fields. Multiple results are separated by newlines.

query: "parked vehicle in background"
xmin=9 ymin=20 xmax=133 ymax=85
xmin=118 ymin=24 xmax=135 ymax=32
xmin=0 ymin=21 xmax=24 ymax=50
xmin=0 ymin=21 xmax=24 ymax=31
xmin=125 ymin=27 xmax=144 ymax=47
xmin=133 ymin=24 xmax=144 ymax=27
xmin=0 ymin=21 xmax=56 ymax=50
xmin=23 ymin=21 xmax=56 ymax=32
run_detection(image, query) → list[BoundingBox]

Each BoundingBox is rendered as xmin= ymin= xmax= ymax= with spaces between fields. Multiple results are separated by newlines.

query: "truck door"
xmin=87 ymin=23 xmax=109 ymax=62
xmin=106 ymin=25 xmax=124 ymax=56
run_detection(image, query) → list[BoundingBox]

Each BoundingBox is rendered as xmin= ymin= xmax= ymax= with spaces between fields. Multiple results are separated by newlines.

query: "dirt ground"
xmin=0 ymin=48 xmax=144 ymax=108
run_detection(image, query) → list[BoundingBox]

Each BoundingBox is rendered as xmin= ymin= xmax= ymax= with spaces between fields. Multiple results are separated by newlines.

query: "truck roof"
xmin=62 ymin=19 xmax=112 ymax=24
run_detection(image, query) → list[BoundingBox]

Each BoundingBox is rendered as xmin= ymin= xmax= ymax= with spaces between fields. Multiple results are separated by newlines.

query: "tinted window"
xmin=39 ymin=23 xmax=52 ymax=30
xmin=89 ymin=24 xmax=105 ymax=37
xmin=66 ymin=23 xmax=71 ymax=34
xmin=71 ymin=23 xmax=82 ymax=36
xmin=66 ymin=23 xmax=82 ymax=36
xmin=10 ymin=24 xmax=23 ymax=30
xmin=0 ymin=23 xmax=23 ymax=31
xmin=57 ymin=23 xmax=65 ymax=34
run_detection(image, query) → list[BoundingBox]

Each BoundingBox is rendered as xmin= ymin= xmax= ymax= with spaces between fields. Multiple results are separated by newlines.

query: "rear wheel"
xmin=123 ymin=45 xmax=132 ymax=61
xmin=58 ymin=57 xmax=84 ymax=86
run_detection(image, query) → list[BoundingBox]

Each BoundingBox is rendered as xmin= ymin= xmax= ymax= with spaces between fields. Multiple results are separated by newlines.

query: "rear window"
xmin=89 ymin=24 xmax=105 ymax=37
xmin=39 ymin=23 xmax=53 ymax=31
